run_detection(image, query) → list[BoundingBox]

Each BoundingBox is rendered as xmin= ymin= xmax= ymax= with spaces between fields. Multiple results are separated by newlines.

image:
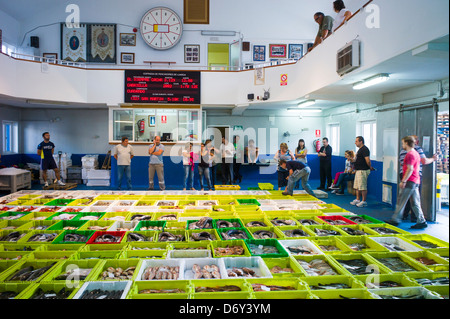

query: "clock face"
xmin=140 ymin=7 xmax=183 ymax=50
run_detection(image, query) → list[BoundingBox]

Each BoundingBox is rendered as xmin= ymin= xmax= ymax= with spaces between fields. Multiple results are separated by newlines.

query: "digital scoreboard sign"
xmin=124 ymin=70 xmax=201 ymax=104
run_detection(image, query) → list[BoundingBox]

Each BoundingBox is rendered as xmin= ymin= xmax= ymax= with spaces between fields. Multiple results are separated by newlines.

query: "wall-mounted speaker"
xmin=30 ymin=36 xmax=40 ymax=48
xmin=247 ymin=93 xmax=254 ymax=100
xmin=242 ymin=42 xmax=250 ymax=51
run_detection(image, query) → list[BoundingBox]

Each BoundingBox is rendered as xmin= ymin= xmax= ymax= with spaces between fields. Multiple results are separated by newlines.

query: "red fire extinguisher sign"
xmin=161 ymin=115 xmax=167 ymax=124
xmin=315 ymin=130 xmax=321 ymax=138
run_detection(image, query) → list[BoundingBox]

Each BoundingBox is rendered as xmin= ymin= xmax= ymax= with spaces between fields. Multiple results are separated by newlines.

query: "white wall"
xmin=0 ymin=8 xmax=20 ymax=46
xmin=0 ymin=104 xmax=21 ymax=154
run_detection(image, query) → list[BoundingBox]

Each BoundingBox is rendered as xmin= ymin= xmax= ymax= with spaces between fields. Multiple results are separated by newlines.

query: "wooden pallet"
xmin=101 ymin=151 xmax=111 ymax=170
xmin=43 ymin=183 xmax=78 ymax=190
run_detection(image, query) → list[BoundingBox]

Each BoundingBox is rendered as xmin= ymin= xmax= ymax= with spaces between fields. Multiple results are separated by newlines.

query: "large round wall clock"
xmin=140 ymin=7 xmax=183 ymax=50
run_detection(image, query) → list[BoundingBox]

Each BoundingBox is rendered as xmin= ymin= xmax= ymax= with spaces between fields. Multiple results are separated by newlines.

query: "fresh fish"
xmin=336 ymin=259 xmax=372 ymax=275
xmin=271 ymin=218 xmax=296 ymax=226
xmin=415 ymin=277 xmax=449 ymax=286
xmin=158 ymin=232 xmax=184 ymax=242
xmin=347 ymin=216 xmax=372 ymax=224
xmin=80 ymin=289 xmax=123 ymax=299
xmin=314 ymin=228 xmax=340 ymax=236
xmin=283 ymin=229 xmax=309 ymax=237
xmin=127 ymin=232 xmax=152 ymax=242
xmin=341 ymin=227 xmax=367 ymax=236
xmin=216 ymin=220 xmax=239 ymax=228
xmin=246 ymin=221 xmax=267 ymax=227
xmin=191 ymin=231 xmax=215 ymax=241
xmin=252 ymin=230 xmax=276 ymax=239
xmin=298 ymin=219 xmax=319 ymax=226
xmin=32 ymin=287 xmax=71 ymax=299
xmin=221 ymin=230 xmax=248 ymax=240
xmin=310 ymin=283 xmax=350 ymax=290
xmin=411 ymin=240 xmax=440 ymax=249
xmin=377 ymin=257 xmax=415 ymax=272
xmin=188 ymin=217 xmax=213 ymax=229
xmin=372 ymin=227 xmax=399 ymax=235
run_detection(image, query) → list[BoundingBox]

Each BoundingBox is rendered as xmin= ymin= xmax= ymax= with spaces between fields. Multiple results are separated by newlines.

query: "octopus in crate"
xmin=188 ymin=217 xmax=213 ymax=229
xmin=141 ymin=265 xmax=180 ymax=280
xmin=158 ymin=232 xmax=185 ymax=242
xmin=216 ymin=220 xmax=241 ymax=228
xmin=252 ymin=230 xmax=277 ymax=239
xmin=101 ymin=266 xmax=135 ymax=280
xmin=157 ymin=214 xmax=178 ymax=221
xmin=227 ymin=267 xmax=257 ymax=278
xmin=221 ymin=229 xmax=249 ymax=240
xmin=283 ymin=229 xmax=310 ymax=238
xmin=214 ymin=245 xmax=245 ymax=256
xmin=139 ymin=288 xmax=185 ymax=294
xmin=63 ymin=233 xmax=87 ymax=242
xmin=298 ymin=219 xmax=319 ymax=226
xmin=245 ymin=221 xmax=267 ymax=227
xmin=192 ymin=264 xmax=221 ymax=279
xmin=270 ymin=266 xmax=294 ymax=274
xmin=195 ymin=286 xmax=241 ymax=293
xmin=130 ymin=214 xmax=152 ymax=222
xmin=27 ymin=233 xmax=58 ymax=242
xmin=190 ymin=231 xmax=216 ymax=241
xmin=127 ymin=233 xmax=153 ymax=242
xmin=252 ymin=284 xmax=295 ymax=291
xmin=271 ymin=218 xmax=296 ymax=226
xmin=0 ymin=232 xmax=27 ymax=242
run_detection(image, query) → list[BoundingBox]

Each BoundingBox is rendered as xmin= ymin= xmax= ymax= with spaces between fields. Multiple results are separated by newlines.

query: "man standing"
xmin=398 ymin=135 xmax=437 ymax=221
xmin=351 ymin=136 xmax=374 ymax=208
xmin=308 ymin=12 xmax=334 ymax=52
xmin=280 ymin=160 xmax=315 ymax=196
xmin=37 ymin=132 xmax=65 ymax=187
xmin=220 ymin=137 xmax=235 ymax=185
xmin=233 ymin=135 xmax=244 ymax=184
xmin=318 ymin=137 xmax=332 ymax=190
xmin=114 ymin=136 xmax=134 ymax=190
xmin=387 ymin=136 xmax=428 ymax=229
xmin=148 ymin=135 xmax=165 ymax=190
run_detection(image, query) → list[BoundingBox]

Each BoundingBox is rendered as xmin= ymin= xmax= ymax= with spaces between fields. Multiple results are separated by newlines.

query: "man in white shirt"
xmin=220 ymin=137 xmax=235 ymax=185
xmin=114 ymin=136 xmax=134 ymax=190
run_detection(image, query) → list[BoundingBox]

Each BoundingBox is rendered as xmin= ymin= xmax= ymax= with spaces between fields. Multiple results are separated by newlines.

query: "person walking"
xmin=331 ymin=150 xmax=356 ymax=195
xmin=37 ymin=132 xmax=65 ymax=187
xmin=387 ymin=136 xmax=428 ymax=229
xmin=114 ymin=136 xmax=134 ymax=190
xmin=220 ymin=137 xmax=235 ymax=185
xmin=198 ymin=142 xmax=213 ymax=191
xmin=233 ymin=135 xmax=244 ymax=184
xmin=280 ymin=160 xmax=315 ymax=196
xmin=350 ymin=136 xmax=374 ymax=207
xmin=182 ymin=143 xmax=196 ymax=190
xmin=274 ymin=143 xmax=295 ymax=191
xmin=318 ymin=137 xmax=332 ymax=190
xmin=398 ymin=135 xmax=437 ymax=222
xmin=148 ymin=136 xmax=165 ymax=190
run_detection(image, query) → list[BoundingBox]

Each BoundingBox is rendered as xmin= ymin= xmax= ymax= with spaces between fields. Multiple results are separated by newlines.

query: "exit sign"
xmin=315 ymin=130 xmax=321 ymax=137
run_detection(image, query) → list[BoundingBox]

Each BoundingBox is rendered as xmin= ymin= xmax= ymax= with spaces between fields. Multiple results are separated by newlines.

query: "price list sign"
xmin=125 ymin=70 xmax=201 ymax=104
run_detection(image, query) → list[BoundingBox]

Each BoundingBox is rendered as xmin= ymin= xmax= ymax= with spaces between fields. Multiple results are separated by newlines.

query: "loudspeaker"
xmin=30 ymin=36 xmax=39 ymax=48
xmin=247 ymin=93 xmax=254 ymax=100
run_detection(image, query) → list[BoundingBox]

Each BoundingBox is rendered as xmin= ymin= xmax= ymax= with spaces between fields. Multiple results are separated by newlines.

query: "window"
xmin=2 ymin=121 xmax=19 ymax=154
xmin=328 ymin=123 xmax=340 ymax=155
xmin=359 ymin=120 xmax=377 ymax=158
xmin=113 ymin=110 xmax=134 ymax=141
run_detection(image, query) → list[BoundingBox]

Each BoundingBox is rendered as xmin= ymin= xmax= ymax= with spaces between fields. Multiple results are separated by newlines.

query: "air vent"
xmin=337 ymin=39 xmax=360 ymax=76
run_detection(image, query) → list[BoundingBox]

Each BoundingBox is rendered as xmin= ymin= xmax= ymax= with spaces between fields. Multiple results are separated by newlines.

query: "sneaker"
xmin=330 ymin=186 xmax=341 ymax=190
xmin=336 ymin=192 xmax=345 ymax=196
xmin=44 ymin=182 xmax=49 ymax=187
xmin=356 ymin=201 xmax=367 ymax=208
xmin=350 ymin=199 xmax=361 ymax=205
xmin=331 ymin=190 xmax=337 ymax=194
xmin=410 ymin=222 xmax=428 ymax=229
xmin=282 ymin=191 xmax=292 ymax=196
xmin=57 ymin=180 xmax=66 ymax=186
xmin=385 ymin=219 xmax=400 ymax=226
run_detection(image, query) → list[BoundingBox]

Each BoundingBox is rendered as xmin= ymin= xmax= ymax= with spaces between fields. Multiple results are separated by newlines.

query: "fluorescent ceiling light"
xmin=353 ymin=73 xmax=390 ymax=90
xmin=201 ymin=31 xmax=236 ymax=36
xmin=114 ymin=121 xmax=134 ymax=123
xmin=26 ymin=99 xmax=69 ymax=106
xmin=297 ymin=100 xmax=316 ymax=108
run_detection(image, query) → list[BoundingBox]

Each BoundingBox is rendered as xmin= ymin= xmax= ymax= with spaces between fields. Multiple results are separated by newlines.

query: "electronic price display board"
xmin=124 ymin=70 xmax=201 ymax=104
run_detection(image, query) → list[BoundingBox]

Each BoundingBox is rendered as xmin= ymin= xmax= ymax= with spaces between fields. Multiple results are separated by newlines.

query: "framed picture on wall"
xmin=288 ymin=44 xmax=303 ymax=60
xmin=269 ymin=44 xmax=287 ymax=58
xmin=121 ymin=52 xmax=135 ymax=64
xmin=184 ymin=44 xmax=200 ymax=63
xmin=120 ymin=33 xmax=136 ymax=46
xmin=254 ymin=67 xmax=265 ymax=85
xmin=253 ymin=45 xmax=266 ymax=62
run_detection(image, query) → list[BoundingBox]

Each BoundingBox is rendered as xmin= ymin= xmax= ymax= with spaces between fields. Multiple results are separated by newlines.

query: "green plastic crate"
xmin=72 ymin=212 xmax=106 ymax=221
xmin=305 ymin=224 xmax=347 ymax=237
xmin=311 ymin=289 xmax=379 ymax=299
xmin=401 ymin=234 xmax=449 ymax=250
xmin=135 ymin=220 xmax=166 ymax=231
xmin=46 ymin=212 xmax=78 ymax=221
xmin=0 ymin=260 xmax=23 ymax=281
xmin=127 ymin=280 xmax=192 ymax=299
xmin=362 ymin=224 xmax=411 ymax=236
xmin=301 ymin=274 xmax=366 ymax=290
xmin=48 ymin=220 xmax=88 ymax=231
xmin=169 ymin=242 xmax=211 ymax=251
xmin=292 ymin=254 xmax=348 ymax=276
xmin=335 ymin=224 xmax=380 ymax=236
xmin=0 ymin=244 xmax=44 ymax=252
xmin=52 ymin=230 xmax=95 ymax=244
xmin=252 ymin=290 xmax=317 ymax=299
xmin=213 ymin=218 xmax=244 ymax=229
xmin=90 ymin=259 xmax=140 ymax=281
xmin=18 ymin=212 xmax=53 ymax=221
xmin=0 ymin=282 xmax=35 ymax=299
xmin=247 ymin=227 xmax=280 ymax=240
xmin=240 ymin=217 xmax=271 ymax=228
xmin=81 ymin=243 xmax=126 ymax=252
xmin=311 ymin=238 xmax=354 ymax=255
xmin=218 ymin=227 xmax=252 ymax=241
xmin=99 ymin=212 xmax=130 ymax=222
xmin=276 ymin=226 xmax=316 ymax=239
xmin=164 ymin=221 xmax=187 ymax=231
xmin=0 ymin=230 xmax=32 ymax=243
xmin=354 ymin=273 xmax=421 ymax=289
xmin=405 ymin=271 xmax=450 ymax=287
xmin=44 ymin=199 xmax=76 ymax=207
xmin=1 ymin=260 xmax=61 ymax=283
xmin=367 ymin=251 xmax=432 ymax=274
xmin=401 ymin=251 xmax=449 ymax=271
xmin=211 ymin=240 xmax=252 ymax=258
xmin=258 ymin=183 xmax=274 ymax=190
xmin=185 ymin=219 xmax=213 ymax=230
xmin=425 ymin=285 xmax=449 ymax=299
xmin=237 ymin=199 xmax=261 ymax=206
xmin=75 ymin=250 xmax=122 ymax=260
xmin=342 ymin=214 xmax=384 ymax=225
xmin=337 ymin=236 xmax=390 ymax=253
xmin=40 ymin=259 xmax=103 ymax=285
xmin=125 ymin=231 xmax=156 ymax=243
xmin=191 ymin=279 xmax=250 ymax=298
xmin=262 ymin=256 xmax=304 ymax=277
xmin=5 ymin=199 xmax=33 ymax=206
xmin=17 ymin=282 xmax=79 ymax=299
xmin=0 ymin=251 xmax=32 ymax=261
xmin=247 ymin=277 xmax=308 ymax=296
xmin=245 ymin=239 xmax=289 ymax=258
xmin=119 ymin=249 xmax=166 ymax=260
xmin=0 ymin=212 xmax=31 ymax=221
xmin=77 ymin=220 xmax=115 ymax=231
xmin=38 ymin=244 xmax=85 ymax=252
xmin=329 ymin=253 xmax=391 ymax=276
xmin=20 ymin=221 xmax=57 ymax=231
xmin=187 ymin=229 xmax=220 ymax=242
xmin=0 ymin=220 xmax=30 ymax=231
xmin=26 ymin=250 xmax=77 ymax=261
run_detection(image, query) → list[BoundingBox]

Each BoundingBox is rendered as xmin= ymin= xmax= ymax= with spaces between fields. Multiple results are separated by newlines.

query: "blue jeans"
xmin=339 ymin=173 xmax=355 ymax=193
xmin=183 ymin=165 xmax=194 ymax=189
xmin=199 ymin=166 xmax=212 ymax=190
xmin=117 ymin=165 xmax=132 ymax=190
xmin=286 ymin=166 xmax=314 ymax=196
xmin=210 ymin=165 xmax=216 ymax=187
xmin=391 ymin=181 xmax=426 ymax=224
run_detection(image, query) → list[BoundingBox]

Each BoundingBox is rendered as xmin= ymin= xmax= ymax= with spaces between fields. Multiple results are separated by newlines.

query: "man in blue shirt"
xmin=148 ymin=135 xmax=165 ymax=190
xmin=280 ymin=160 xmax=315 ymax=196
xmin=37 ymin=132 xmax=65 ymax=187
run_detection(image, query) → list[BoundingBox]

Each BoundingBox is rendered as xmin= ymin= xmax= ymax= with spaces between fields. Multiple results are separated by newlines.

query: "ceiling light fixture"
xmin=353 ymin=73 xmax=390 ymax=90
xmin=26 ymin=99 xmax=69 ymax=106
xmin=288 ymin=108 xmax=322 ymax=113
xmin=297 ymin=100 xmax=316 ymax=108
xmin=201 ymin=31 xmax=236 ymax=36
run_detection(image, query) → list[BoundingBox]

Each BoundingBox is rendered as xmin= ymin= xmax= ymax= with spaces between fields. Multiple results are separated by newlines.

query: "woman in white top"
xmin=332 ymin=0 xmax=352 ymax=33
xmin=246 ymin=139 xmax=259 ymax=165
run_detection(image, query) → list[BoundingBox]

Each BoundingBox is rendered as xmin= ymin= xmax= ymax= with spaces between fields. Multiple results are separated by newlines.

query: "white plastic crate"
xmin=86 ymin=180 xmax=110 ymax=187
xmin=135 ymin=259 xmax=185 ymax=281
xmin=183 ymin=258 xmax=227 ymax=280
xmin=278 ymin=239 xmax=325 ymax=256
xmin=368 ymin=287 xmax=443 ymax=299
xmin=109 ymin=221 xmax=138 ymax=231
xmin=368 ymin=236 xmax=424 ymax=252
xmin=222 ymin=256 xmax=273 ymax=279
xmin=167 ymin=249 xmax=212 ymax=259
xmin=87 ymin=170 xmax=111 ymax=180
xmin=72 ymin=281 xmax=132 ymax=299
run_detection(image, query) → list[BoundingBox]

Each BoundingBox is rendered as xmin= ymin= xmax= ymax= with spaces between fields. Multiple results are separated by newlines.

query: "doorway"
xmin=207 ymin=43 xmax=229 ymax=70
